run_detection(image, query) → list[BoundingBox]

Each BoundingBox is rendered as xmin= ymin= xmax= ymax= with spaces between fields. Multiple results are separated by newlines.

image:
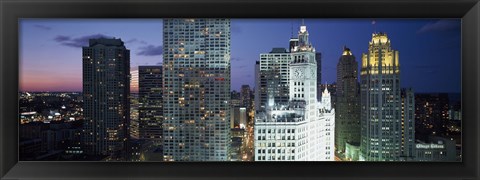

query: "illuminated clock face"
xmin=294 ymin=68 xmax=304 ymax=79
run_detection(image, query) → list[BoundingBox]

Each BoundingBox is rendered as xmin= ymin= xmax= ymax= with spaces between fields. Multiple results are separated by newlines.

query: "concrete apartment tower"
xmin=162 ymin=19 xmax=231 ymax=161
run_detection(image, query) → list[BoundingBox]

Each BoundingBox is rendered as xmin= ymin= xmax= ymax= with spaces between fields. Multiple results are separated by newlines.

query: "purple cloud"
xmin=53 ymin=35 xmax=70 ymax=42
xmin=54 ymin=34 xmax=113 ymax=48
xmin=417 ymin=20 xmax=460 ymax=34
xmin=137 ymin=45 xmax=163 ymax=56
xmin=126 ymin=38 xmax=148 ymax=45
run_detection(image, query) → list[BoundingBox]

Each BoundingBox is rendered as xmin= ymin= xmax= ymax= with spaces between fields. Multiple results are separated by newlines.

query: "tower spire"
xmin=302 ymin=19 xmax=305 ymax=26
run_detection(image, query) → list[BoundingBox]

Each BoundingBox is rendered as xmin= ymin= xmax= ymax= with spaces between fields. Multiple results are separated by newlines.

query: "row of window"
xmin=257 ymin=129 xmax=296 ymax=134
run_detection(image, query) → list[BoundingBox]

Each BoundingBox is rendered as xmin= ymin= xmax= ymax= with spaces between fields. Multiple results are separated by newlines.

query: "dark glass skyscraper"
xmin=240 ymin=85 xmax=251 ymax=109
xmin=315 ymin=52 xmax=322 ymax=101
xmin=335 ymin=46 xmax=361 ymax=159
xmin=82 ymin=38 xmax=130 ymax=160
xmin=138 ymin=66 xmax=163 ymax=144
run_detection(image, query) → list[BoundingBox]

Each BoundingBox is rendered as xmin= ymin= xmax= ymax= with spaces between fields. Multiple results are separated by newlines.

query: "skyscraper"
xmin=254 ymin=23 xmax=334 ymax=161
xmin=401 ymin=88 xmax=415 ymax=160
xmin=82 ymin=38 xmax=130 ymax=159
xmin=162 ymin=19 xmax=231 ymax=161
xmin=360 ymin=33 xmax=401 ymax=161
xmin=130 ymin=69 xmax=139 ymax=93
xmin=230 ymin=107 xmax=247 ymax=129
xmin=254 ymin=61 xmax=261 ymax=111
xmin=315 ymin=52 xmax=322 ymax=101
xmin=335 ymin=46 xmax=361 ymax=159
xmin=256 ymin=48 xmax=291 ymax=111
xmin=138 ymin=66 xmax=163 ymax=144
xmin=240 ymin=85 xmax=251 ymax=109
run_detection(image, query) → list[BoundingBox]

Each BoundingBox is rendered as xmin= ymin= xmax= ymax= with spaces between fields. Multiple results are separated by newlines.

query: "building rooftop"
xmin=255 ymin=110 xmax=306 ymax=123
xmin=270 ymin=48 xmax=288 ymax=53
xmin=255 ymin=100 xmax=308 ymax=123
xmin=88 ymin=38 xmax=125 ymax=47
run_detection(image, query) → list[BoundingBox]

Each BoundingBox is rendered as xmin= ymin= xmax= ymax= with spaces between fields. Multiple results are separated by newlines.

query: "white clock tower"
xmin=254 ymin=21 xmax=335 ymax=161
xmin=289 ymin=23 xmax=318 ymax=110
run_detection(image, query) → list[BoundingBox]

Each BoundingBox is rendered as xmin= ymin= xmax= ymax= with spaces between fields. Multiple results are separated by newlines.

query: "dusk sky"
xmin=20 ymin=19 xmax=461 ymax=93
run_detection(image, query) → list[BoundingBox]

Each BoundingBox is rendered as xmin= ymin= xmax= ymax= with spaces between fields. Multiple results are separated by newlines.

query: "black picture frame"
xmin=1 ymin=0 xmax=479 ymax=179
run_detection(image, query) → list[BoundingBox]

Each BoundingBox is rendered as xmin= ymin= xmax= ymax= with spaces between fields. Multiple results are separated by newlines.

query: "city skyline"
xmin=19 ymin=19 xmax=462 ymax=162
xmin=19 ymin=19 xmax=461 ymax=93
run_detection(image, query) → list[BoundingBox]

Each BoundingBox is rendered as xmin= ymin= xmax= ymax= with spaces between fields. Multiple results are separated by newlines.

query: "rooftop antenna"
xmin=323 ymin=81 xmax=329 ymax=92
xmin=291 ymin=21 xmax=294 ymax=38
xmin=302 ymin=19 xmax=305 ymax=26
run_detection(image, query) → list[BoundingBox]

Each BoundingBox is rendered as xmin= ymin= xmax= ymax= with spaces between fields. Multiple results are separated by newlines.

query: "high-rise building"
xmin=162 ymin=19 xmax=231 ymax=161
xmin=359 ymin=33 xmax=402 ymax=161
xmin=315 ymin=52 xmax=322 ymax=101
xmin=254 ymin=23 xmax=334 ymax=161
xmin=240 ymin=85 xmax=251 ymax=109
xmin=414 ymin=93 xmax=450 ymax=140
xmin=82 ymin=38 xmax=130 ymax=159
xmin=256 ymin=48 xmax=291 ymax=111
xmin=230 ymin=107 xmax=247 ymax=129
xmin=130 ymin=93 xmax=140 ymax=140
xmin=138 ymin=66 xmax=163 ymax=144
xmin=335 ymin=46 xmax=361 ymax=159
xmin=401 ymin=88 xmax=415 ymax=160
xmin=254 ymin=61 xmax=261 ymax=111
xmin=130 ymin=69 xmax=139 ymax=93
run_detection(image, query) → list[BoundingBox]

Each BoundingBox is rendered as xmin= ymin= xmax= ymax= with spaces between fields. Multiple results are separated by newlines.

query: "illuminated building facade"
xmin=162 ymin=19 xmax=231 ymax=161
xmin=256 ymin=48 xmax=291 ymax=111
xmin=138 ymin=66 xmax=163 ymax=144
xmin=82 ymin=38 xmax=130 ymax=159
xmin=359 ymin=33 xmax=402 ymax=161
xmin=335 ymin=46 xmax=361 ymax=158
xmin=130 ymin=93 xmax=140 ymax=140
xmin=254 ymin=24 xmax=334 ymax=161
xmin=317 ymin=87 xmax=336 ymax=161
xmin=130 ymin=69 xmax=139 ymax=93
xmin=230 ymin=107 xmax=247 ymax=129
xmin=289 ymin=37 xmax=298 ymax=52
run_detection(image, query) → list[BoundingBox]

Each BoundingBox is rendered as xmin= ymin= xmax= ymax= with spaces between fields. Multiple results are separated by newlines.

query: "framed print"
xmin=1 ymin=0 xmax=479 ymax=179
